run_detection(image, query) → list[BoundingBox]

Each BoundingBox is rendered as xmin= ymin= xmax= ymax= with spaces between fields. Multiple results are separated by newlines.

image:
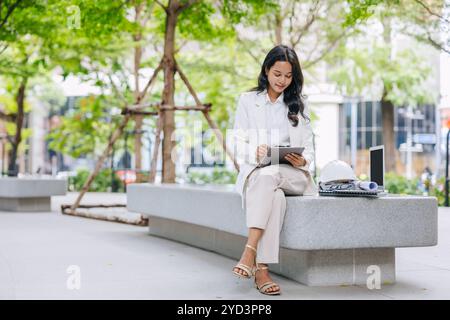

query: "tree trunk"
xmin=380 ymin=16 xmax=396 ymax=173
xmin=275 ymin=12 xmax=282 ymax=45
xmin=133 ymin=2 xmax=144 ymax=173
xmin=161 ymin=1 xmax=178 ymax=183
xmin=8 ymin=78 xmax=27 ymax=177
xmin=381 ymin=87 xmax=396 ymax=173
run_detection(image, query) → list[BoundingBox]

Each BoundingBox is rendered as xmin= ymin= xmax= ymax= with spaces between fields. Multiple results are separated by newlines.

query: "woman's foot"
xmin=232 ymin=244 xmax=257 ymax=278
xmin=255 ymin=264 xmax=281 ymax=295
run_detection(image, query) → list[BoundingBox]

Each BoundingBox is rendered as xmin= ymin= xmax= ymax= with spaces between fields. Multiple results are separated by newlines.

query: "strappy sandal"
xmin=232 ymin=244 xmax=257 ymax=279
xmin=254 ymin=265 xmax=281 ymax=295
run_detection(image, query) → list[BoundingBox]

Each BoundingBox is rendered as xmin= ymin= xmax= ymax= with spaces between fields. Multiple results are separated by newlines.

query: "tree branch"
xmin=236 ymin=34 xmax=261 ymax=65
xmin=303 ymin=29 xmax=351 ymax=70
xmin=176 ymin=0 xmax=199 ymax=13
xmin=288 ymin=0 xmax=296 ymax=45
xmin=291 ymin=0 xmax=321 ymax=48
xmin=137 ymin=59 xmax=164 ymax=104
xmin=0 ymin=110 xmax=16 ymax=122
xmin=174 ymin=60 xmax=239 ymax=171
xmin=107 ymin=74 xmax=129 ymax=105
xmin=267 ymin=15 xmax=275 ymax=45
xmin=174 ymin=39 xmax=188 ymax=54
xmin=0 ymin=43 xmax=8 ymax=55
xmin=0 ymin=0 xmax=23 ymax=30
xmin=426 ymin=33 xmax=450 ymax=54
xmin=154 ymin=0 xmax=168 ymax=13
xmin=401 ymin=27 xmax=450 ymax=55
xmin=413 ymin=0 xmax=450 ymax=24
xmin=174 ymin=60 xmax=202 ymax=106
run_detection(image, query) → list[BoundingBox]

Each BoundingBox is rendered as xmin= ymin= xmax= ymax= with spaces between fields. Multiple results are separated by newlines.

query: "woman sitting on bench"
xmin=232 ymin=45 xmax=316 ymax=295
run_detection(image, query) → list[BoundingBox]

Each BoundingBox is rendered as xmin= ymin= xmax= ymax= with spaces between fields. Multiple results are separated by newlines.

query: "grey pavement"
xmin=0 ymin=192 xmax=449 ymax=300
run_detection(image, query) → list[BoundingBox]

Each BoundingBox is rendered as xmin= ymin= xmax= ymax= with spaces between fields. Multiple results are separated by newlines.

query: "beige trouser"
xmin=244 ymin=164 xmax=309 ymax=264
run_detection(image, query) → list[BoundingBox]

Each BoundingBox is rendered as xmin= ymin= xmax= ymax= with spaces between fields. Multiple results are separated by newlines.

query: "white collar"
xmin=262 ymin=90 xmax=284 ymax=104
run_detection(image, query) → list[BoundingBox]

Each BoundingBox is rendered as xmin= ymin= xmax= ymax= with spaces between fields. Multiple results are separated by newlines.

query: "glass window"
xmin=357 ymin=102 xmax=364 ymax=128
xmin=430 ymin=105 xmax=436 ymax=123
xmin=416 ymin=119 xmax=424 ymax=133
xmin=345 ymin=103 xmax=351 ymax=128
xmin=397 ymin=112 xmax=405 ymax=129
xmin=375 ymin=101 xmax=382 ymax=128
xmin=357 ymin=130 xmax=364 ymax=149
xmin=376 ymin=130 xmax=382 ymax=145
xmin=365 ymin=130 xmax=373 ymax=148
xmin=365 ymin=102 xmax=373 ymax=128
xmin=396 ymin=130 xmax=407 ymax=148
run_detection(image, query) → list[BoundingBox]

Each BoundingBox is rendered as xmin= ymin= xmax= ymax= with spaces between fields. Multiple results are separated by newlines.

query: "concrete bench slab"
xmin=127 ymin=183 xmax=438 ymax=286
xmin=0 ymin=177 xmax=68 ymax=212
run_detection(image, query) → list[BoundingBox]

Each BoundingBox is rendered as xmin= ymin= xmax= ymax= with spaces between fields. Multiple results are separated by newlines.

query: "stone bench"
xmin=127 ymin=183 xmax=438 ymax=286
xmin=0 ymin=177 xmax=67 ymax=212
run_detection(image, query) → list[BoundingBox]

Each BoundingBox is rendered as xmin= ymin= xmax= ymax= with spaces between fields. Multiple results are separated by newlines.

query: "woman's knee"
xmin=250 ymin=169 xmax=280 ymax=186
xmin=248 ymin=175 xmax=276 ymax=191
xmin=259 ymin=165 xmax=281 ymax=177
xmin=274 ymin=188 xmax=284 ymax=198
xmin=273 ymin=189 xmax=286 ymax=208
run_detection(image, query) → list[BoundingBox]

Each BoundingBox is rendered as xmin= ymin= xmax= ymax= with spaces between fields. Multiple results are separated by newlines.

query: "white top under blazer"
xmin=261 ymin=91 xmax=290 ymax=147
xmin=231 ymin=89 xmax=318 ymax=209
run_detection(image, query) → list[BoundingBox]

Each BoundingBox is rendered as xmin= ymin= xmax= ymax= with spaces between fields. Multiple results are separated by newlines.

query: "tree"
xmin=62 ymin=0 xmax=277 ymax=212
xmin=140 ymin=0 xmax=277 ymax=182
xmin=344 ymin=0 xmax=449 ymax=54
xmin=0 ymin=0 xmax=131 ymax=175
xmin=332 ymin=0 xmax=442 ymax=172
xmin=0 ymin=0 xmax=28 ymax=33
xmin=0 ymin=2 xmax=57 ymax=175
xmin=231 ymin=0 xmax=362 ymax=87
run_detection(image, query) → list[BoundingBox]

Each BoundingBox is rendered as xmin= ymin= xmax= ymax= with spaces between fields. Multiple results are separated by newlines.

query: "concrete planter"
xmin=0 ymin=177 xmax=68 ymax=212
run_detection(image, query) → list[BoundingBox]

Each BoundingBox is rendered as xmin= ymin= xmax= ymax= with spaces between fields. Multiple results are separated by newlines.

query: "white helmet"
xmin=319 ymin=160 xmax=357 ymax=184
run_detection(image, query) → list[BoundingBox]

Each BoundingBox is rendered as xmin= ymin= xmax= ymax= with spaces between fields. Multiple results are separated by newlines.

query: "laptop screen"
xmin=370 ymin=147 xmax=384 ymax=188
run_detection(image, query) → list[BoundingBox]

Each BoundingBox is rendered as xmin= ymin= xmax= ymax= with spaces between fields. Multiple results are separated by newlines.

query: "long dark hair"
xmin=251 ymin=45 xmax=309 ymax=126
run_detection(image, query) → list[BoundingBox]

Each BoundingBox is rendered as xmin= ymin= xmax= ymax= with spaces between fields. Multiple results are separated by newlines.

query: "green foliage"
xmin=178 ymin=1 xmax=232 ymax=41
xmin=328 ymin=43 xmax=433 ymax=107
xmin=46 ymin=95 xmax=127 ymax=158
xmin=384 ymin=172 xmax=422 ymax=196
xmin=69 ymin=167 xmax=124 ymax=192
xmin=1 ymin=0 xmax=132 ymax=78
xmin=331 ymin=0 xmax=444 ymax=107
xmin=186 ymin=166 xmax=237 ymax=185
xmin=428 ymin=176 xmax=445 ymax=206
xmin=178 ymin=39 xmax=258 ymax=133
xmin=0 ymin=0 xmax=133 ymax=176
xmin=384 ymin=173 xmax=447 ymax=206
xmin=220 ymin=0 xmax=278 ymax=25
xmin=0 ymin=80 xmax=32 ymax=153
xmin=0 ymin=90 xmax=31 ymax=114
xmin=343 ymin=0 xmax=448 ymax=53
xmin=29 ymin=78 xmax=66 ymax=114
xmin=176 ymin=0 xmax=278 ymax=42
xmin=343 ymin=0 xmax=398 ymax=27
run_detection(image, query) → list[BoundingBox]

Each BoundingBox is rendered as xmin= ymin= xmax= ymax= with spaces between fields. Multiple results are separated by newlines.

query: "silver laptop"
xmin=369 ymin=145 xmax=388 ymax=195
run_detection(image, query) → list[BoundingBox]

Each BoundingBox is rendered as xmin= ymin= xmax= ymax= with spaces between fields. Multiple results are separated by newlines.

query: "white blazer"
xmin=231 ymin=90 xmax=318 ymax=209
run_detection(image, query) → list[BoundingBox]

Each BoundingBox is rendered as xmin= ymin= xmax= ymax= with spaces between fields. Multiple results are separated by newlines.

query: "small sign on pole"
xmin=413 ymin=133 xmax=436 ymax=144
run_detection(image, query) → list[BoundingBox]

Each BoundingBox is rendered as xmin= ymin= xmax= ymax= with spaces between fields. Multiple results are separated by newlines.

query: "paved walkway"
xmin=0 ymin=192 xmax=449 ymax=300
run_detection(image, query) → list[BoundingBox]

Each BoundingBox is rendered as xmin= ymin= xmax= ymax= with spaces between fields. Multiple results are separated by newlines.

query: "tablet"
xmin=258 ymin=146 xmax=305 ymax=167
